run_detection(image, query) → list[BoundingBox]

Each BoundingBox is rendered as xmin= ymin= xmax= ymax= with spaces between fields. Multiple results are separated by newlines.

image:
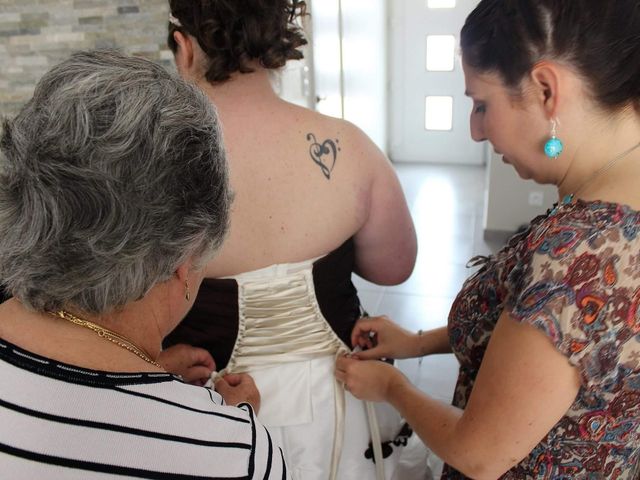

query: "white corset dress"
xmin=165 ymin=240 xmax=426 ymax=479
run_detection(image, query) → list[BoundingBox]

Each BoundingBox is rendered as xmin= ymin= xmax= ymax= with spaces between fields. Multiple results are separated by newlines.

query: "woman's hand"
xmin=351 ymin=315 xmax=420 ymax=360
xmin=157 ymin=344 xmax=216 ymax=386
xmin=335 ymin=355 xmax=408 ymax=402
xmin=215 ymin=374 xmax=261 ymax=413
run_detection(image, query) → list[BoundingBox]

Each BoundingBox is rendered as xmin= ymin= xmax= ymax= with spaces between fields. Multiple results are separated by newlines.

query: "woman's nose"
xmin=470 ymin=116 xmax=486 ymax=142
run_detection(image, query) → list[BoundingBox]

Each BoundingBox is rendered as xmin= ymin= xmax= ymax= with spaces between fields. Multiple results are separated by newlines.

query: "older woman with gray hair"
xmin=0 ymin=50 xmax=289 ymax=479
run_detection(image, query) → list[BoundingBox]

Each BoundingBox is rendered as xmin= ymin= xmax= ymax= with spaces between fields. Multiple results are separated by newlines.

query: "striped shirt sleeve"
xmin=238 ymin=403 xmax=290 ymax=480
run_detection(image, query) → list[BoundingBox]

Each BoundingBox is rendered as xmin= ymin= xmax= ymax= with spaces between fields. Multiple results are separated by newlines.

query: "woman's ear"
xmin=173 ymin=30 xmax=196 ymax=79
xmin=530 ymin=61 xmax=561 ymax=118
xmin=174 ymin=261 xmax=191 ymax=283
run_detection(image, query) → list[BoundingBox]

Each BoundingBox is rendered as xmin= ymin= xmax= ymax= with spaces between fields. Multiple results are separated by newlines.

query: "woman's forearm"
xmin=414 ymin=326 xmax=452 ymax=357
xmin=386 ymin=377 xmax=494 ymax=479
xmin=350 ymin=318 xmax=452 ymax=360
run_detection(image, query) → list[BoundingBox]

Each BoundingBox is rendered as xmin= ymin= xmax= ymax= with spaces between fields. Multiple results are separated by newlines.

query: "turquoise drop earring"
xmin=544 ymin=119 xmax=563 ymax=159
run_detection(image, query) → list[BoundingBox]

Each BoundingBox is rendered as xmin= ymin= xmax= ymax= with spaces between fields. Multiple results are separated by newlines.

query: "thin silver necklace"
xmin=553 ymin=139 xmax=640 ymax=212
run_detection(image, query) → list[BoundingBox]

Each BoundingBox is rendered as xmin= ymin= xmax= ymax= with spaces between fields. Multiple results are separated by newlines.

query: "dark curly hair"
xmin=168 ymin=0 xmax=308 ymax=83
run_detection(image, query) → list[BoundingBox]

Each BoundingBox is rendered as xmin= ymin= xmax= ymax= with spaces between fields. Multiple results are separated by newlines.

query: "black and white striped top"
xmin=0 ymin=337 xmax=289 ymax=479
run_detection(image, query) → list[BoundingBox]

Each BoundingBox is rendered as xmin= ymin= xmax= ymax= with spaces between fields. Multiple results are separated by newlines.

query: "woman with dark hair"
xmin=161 ymin=1 xmax=418 ymax=479
xmin=0 ymin=50 xmax=287 ymax=478
xmin=336 ymin=1 xmax=640 ymax=478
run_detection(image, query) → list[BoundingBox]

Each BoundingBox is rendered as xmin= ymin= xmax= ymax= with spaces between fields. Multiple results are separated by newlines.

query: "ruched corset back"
xmin=164 ymin=238 xmax=361 ymax=370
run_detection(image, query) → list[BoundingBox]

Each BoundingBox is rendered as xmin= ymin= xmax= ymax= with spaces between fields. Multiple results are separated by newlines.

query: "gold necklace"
xmin=50 ymin=310 xmax=162 ymax=368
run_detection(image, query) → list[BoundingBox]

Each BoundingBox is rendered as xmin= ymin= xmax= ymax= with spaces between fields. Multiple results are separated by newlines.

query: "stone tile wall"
xmin=0 ymin=0 xmax=172 ymax=116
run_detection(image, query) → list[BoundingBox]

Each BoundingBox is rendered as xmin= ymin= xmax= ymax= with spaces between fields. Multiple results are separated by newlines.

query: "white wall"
xmin=310 ymin=0 xmax=388 ymax=152
xmin=341 ymin=0 xmax=388 ymax=151
xmin=309 ymin=0 xmax=343 ymax=119
xmin=273 ymin=54 xmax=313 ymax=109
xmin=484 ymin=148 xmax=556 ymax=233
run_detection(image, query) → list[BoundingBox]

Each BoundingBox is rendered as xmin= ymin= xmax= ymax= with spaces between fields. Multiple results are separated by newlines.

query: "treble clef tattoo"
xmin=306 ymin=133 xmax=340 ymax=180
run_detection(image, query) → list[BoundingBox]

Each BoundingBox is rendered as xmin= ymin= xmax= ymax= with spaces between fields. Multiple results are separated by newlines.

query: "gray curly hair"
xmin=0 ymin=50 xmax=231 ymax=314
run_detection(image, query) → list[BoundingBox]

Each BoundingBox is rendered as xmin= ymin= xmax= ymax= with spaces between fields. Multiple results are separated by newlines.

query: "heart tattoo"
xmin=307 ymin=133 xmax=340 ymax=180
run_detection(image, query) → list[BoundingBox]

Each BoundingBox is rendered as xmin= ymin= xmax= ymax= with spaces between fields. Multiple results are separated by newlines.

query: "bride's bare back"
xmin=201 ymin=76 xmax=415 ymax=283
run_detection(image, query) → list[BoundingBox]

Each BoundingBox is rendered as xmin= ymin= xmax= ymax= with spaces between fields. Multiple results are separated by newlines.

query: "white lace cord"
xmin=336 ymin=346 xmax=385 ymax=480
xmin=365 ymin=400 xmax=385 ymax=480
xmin=331 ymin=373 xmax=385 ymax=480
xmin=329 ymin=375 xmax=346 ymax=480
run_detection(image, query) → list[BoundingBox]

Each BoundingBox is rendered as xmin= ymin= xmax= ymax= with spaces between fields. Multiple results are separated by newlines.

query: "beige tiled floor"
xmin=353 ymin=163 xmax=509 ymax=478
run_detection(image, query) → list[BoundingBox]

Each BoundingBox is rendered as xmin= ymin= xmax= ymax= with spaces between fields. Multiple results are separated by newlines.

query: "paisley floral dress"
xmin=444 ymin=200 xmax=640 ymax=479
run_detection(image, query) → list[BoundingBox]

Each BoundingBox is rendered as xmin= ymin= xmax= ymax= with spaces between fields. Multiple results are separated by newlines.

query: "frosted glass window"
xmin=426 ymin=35 xmax=456 ymax=71
xmin=425 ymin=96 xmax=453 ymax=131
xmin=427 ymin=0 xmax=456 ymax=8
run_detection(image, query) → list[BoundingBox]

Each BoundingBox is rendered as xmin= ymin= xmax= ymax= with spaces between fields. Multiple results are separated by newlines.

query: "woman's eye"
xmin=474 ymin=104 xmax=486 ymax=114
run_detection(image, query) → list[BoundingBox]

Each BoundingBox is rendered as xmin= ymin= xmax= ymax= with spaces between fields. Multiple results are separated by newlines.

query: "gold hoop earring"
xmin=185 ymin=280 xmax=191 ymax=301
